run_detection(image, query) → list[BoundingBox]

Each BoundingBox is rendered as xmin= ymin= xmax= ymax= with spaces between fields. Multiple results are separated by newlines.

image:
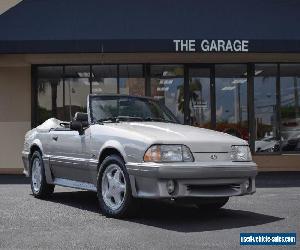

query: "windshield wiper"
xmin=117 ymin=116 xmax=144 ymax=121
xmin=96 ymin=117 xmax=119 ymax=124
xmin=96 ymin=116 xmax=176 ymax=124
xmin=143 ymin=117 xmax=177 ymax=123
xmin=96 ymin=116 xmax=144 ymax=124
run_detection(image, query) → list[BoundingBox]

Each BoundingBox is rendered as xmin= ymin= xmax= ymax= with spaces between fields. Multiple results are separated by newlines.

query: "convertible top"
xmin=36 ymin=118 xmax=65 ymax=132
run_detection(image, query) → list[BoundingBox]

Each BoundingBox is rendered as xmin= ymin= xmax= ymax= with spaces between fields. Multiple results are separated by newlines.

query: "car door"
xmin=49 ymin=127 xmax=92 ymax=183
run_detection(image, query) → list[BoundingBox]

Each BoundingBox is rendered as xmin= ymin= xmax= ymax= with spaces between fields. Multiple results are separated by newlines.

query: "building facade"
xmin=1 ymin=0 xmax=300 ymax=173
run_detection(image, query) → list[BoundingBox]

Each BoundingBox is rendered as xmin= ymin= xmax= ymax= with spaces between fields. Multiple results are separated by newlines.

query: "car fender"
xmin=30 ymin=139 xmax=54 ymax=184
xmin=98 ymin=140 xmax=128 ymax=164
xmin=31 ymin=139 xmax=44 ymax=155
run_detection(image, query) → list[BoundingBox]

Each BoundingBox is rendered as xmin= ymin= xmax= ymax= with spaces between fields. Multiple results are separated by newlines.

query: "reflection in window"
xmin=64 ymin=66 xmax=91 ymax=119
xmin=91 ymin=65 xmax=118 ymax=94
xmin=64 ymin=65 xmax=90 ymax=78
xmin=254 ymin=64 xmax=279 ymax=152
xmin=215 ymin=64 xmax=248 ymax=140
xmin=37 ymin=66 xmax=91 ymax=123
xmin=150 ymin=65 xmax=184 ymax=123
xmin=37 ymin=66 xmax=65 ymax=125
xmin=280 ymin=64 xmax=300 ymax=152
xmin=119 ymin=65 xmax=145 ymax=96
xmin=189 ymin=68 xmax=211 ymax=128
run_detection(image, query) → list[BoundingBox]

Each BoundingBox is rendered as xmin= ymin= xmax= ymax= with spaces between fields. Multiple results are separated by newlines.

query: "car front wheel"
xmin=97 ymin=154 xmax=137 ymax=218
xmin=30 ymin=151 xmax=54 ymax=198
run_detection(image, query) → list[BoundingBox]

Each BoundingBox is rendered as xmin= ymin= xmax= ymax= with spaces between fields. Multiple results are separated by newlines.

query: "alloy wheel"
xmin=31 ymin=157 xmax=42 ymax=193
xmin=101 ymin=164 xmax=126 ymax=210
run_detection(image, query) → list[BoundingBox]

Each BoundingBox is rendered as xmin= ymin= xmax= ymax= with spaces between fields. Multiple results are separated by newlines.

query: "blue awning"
xmin=0 ymin=0 xmax=300 ymax=53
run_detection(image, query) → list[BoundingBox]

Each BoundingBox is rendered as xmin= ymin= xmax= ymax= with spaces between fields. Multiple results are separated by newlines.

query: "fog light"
xmin=167 ymin=180 xmax=175 ymax=194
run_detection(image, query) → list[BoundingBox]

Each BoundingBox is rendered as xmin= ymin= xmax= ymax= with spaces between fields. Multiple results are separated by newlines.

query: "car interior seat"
xmin=74 ymin=112 xmax=89 ymax=128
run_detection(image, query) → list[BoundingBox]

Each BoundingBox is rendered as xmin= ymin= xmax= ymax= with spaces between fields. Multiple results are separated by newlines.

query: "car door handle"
xmin=52 ymin=136 xmax=58 ymax=141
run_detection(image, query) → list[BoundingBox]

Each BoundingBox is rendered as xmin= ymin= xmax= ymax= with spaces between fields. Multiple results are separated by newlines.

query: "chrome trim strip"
xmin=126 ymin=161 xmax=257 ymax=168
xmin=53 ymin=178 xmax=97 ymax=192
xmin=47 ymin=155 xmax=98 ymax=164
xmin=49 ymin=155 xmax=98 ymax=171
xmin=50 ymin=155 xmax=88 ymax=162
xmin=89 ymin=159 xmax=99 ymax=164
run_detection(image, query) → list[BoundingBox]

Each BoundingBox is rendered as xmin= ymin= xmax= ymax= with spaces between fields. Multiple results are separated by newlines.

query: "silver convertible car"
xmin=22 ymin=94 xmax=257 ymax=218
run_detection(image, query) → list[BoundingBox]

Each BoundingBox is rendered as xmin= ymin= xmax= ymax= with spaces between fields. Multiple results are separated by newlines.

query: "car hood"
xmin=105 ymin=122 xmax=247 ymax=152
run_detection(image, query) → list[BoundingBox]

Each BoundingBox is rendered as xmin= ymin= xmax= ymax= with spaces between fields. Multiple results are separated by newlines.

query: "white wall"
xmin=0 ymin=66 xmax=31 ymax=171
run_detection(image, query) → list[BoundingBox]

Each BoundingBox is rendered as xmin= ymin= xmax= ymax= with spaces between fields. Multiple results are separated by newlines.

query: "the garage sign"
xmin=173 ymin=39 xmax=249 ymax=52
xmin=3 ymin=38 xmax=300 ymax=54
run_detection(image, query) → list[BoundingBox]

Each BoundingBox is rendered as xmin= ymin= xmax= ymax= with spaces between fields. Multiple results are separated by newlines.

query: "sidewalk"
xmin=256 ymin=172 xmax=300 ymax=188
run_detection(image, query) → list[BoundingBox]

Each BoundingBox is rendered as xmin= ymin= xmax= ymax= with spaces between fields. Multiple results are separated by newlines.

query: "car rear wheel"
xmin=195 ymin=197 xmax=229 ymax=211
xmin=30 ymin=151 xmax=54 ymax=198
xmin=97 ymin=154 xmax=137 ymax=218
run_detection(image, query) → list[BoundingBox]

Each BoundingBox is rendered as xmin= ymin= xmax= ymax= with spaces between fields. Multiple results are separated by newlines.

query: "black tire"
xmin=97 ymin=154 xmax=138 ymax=218
xmin=30 ymin=151 xmax=55 ymax=198
xmin=195 ymin=197 xmax=229 ymax=211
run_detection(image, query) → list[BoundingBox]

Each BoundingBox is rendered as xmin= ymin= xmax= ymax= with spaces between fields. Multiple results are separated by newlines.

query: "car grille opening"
xmin=186 ymin=184 xmax=242 ymax=196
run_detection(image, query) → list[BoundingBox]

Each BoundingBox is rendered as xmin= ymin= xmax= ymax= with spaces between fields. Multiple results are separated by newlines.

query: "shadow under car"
xmin=46 ymin=190 xmax=283 ymax=233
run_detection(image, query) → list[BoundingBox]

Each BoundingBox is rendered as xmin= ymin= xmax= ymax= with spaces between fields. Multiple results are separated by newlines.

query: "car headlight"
xmin=230 ymin=145 xmax=252 ymax=162
xmin=143 ymin=145 xmax=194 ymax=162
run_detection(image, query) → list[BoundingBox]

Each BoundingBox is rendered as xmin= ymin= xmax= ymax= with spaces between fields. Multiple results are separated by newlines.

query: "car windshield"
xmin=90 ymin=96 xmax=179 ymax=124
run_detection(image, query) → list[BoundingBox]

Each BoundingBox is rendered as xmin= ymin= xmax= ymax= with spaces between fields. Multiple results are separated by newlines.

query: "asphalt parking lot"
xmin=0 ymin=173 xmax=299 ymax=249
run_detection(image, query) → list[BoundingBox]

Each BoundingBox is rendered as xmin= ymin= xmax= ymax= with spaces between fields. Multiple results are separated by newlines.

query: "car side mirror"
xmin=70 ymin=120 xmax=83 ymax=135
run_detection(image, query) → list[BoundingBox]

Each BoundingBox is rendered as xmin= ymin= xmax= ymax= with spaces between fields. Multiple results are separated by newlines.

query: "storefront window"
xmin=189 ymin=67 xmax=211 ymax=128
xmin=91 ymin=65 xmax=118 ymax=94
xmin=37 ymin=66 xmax=65 ymax=125
xmin=119 ymin=65 xmax=145 ymax=96
xmin=64 ymin=66 xmax=90 ymax=119
xmin=37 ymin=66 xmax=91 ymax=123
xmin=215 ymin=64 xmax=248 ymax=140
xmin=150 ymin=65 xmax=184 ymax=123
xmin=280 ymin=64 xmax=300 ymax=152
xmin=254 ymin=64 xmax=279 ymax=153
xmin=33 ymin=62 xmax=300 ymax=156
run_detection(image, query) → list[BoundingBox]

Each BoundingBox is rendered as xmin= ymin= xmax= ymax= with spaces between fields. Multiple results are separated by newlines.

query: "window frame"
xmin=32 ymin=62 xmax=300 ymax=155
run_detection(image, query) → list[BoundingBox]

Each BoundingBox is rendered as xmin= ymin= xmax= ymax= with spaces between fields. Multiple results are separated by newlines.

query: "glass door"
xmin=215 ymin=64 xmax=248 ymax=140
xmin=150 ymin=65 xmax=185 ymax=123
xmin=188 ymin=67 xmax=212 ymax=128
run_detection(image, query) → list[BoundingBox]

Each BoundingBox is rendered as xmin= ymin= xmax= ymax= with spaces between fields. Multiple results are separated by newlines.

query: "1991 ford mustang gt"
xmin=22 ymin=94 xmax=257 ymax=218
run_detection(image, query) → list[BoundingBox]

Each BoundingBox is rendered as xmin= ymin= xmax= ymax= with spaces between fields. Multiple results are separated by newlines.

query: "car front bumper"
xmin=126 ymin=161 xmax=257 ymax=198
